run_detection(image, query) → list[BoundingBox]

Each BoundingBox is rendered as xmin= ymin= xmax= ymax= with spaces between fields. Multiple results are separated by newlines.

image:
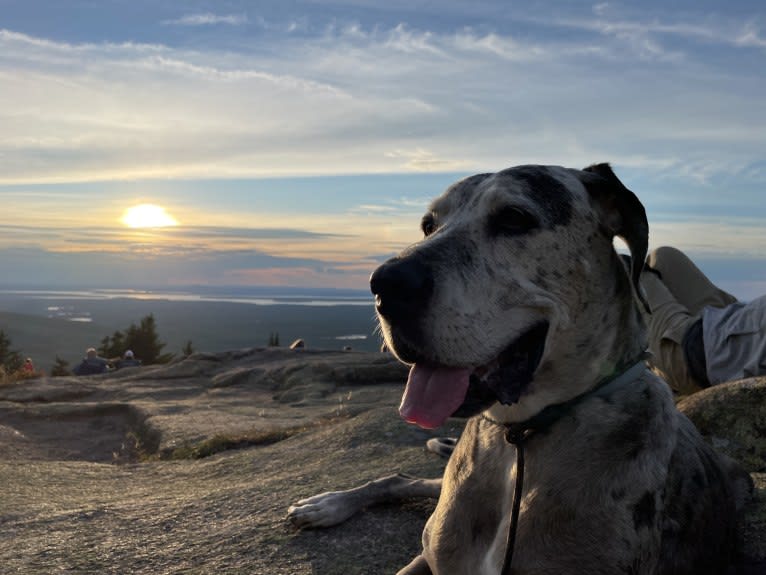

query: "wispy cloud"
xmin=539 ymin=5 xmax=766 ymax=54
xmin=1 ymin=13 xmax=764 ymax=188
xmin=0 ymin=244 xmax=364 ymax=288
xmin=0 ymin=224 xmax=345 ymax=250
xmin=164 ymin=13 xmax=248 ymax=27
xmin=736 ymin=21 xmax=766 ymax=48
xmin=384 ymin=148 xmax=467 ymax=171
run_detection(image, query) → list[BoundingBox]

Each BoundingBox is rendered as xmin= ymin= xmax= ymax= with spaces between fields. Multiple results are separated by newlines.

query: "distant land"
xmin=0 ymin=286 xmax=381 ymax=373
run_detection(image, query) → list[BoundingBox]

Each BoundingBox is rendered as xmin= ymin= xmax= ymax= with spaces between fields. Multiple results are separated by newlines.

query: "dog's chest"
xmin=425 ymin=394 xmax=672 ymax=574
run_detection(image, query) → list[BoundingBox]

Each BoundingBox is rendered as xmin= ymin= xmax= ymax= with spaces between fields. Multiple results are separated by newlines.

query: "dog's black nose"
xmin=370 ymin=256 xmax=433 ymax=321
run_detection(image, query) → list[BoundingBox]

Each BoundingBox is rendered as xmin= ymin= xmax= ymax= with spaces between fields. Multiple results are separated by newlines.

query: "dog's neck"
xmin=483 ymin=359 xmax=647 ymax=439
xmin=490 ymin=251 xmax=648 ymax=424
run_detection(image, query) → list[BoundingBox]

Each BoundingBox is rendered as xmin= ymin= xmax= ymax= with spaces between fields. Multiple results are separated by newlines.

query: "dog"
xmin=288 ymin=164 xmax=751 ymax=574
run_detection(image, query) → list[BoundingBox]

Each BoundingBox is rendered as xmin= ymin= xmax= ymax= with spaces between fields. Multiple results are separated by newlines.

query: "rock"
xmin=0 ymin=347 xmax=452 ymax=574
xmin=678 ymin=376 xmax=766 ymax=473
xmin=743 ymin=473 xmax=766 ymax=571
xmin=0 ymin=349 xmax=763 ymax=573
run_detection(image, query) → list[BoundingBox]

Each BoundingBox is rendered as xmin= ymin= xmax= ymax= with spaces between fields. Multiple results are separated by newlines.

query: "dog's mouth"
xmin=399 ymin=321 xmax=549 ymax=429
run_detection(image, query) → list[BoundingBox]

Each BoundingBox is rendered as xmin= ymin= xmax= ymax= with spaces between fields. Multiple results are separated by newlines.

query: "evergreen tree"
xmin=0 ymin=330 xmax=22 ymax=373
xmin=98 ymin=335 xmax=112 ymax=358
xmin=123 ymin=314 xmax=173 ymax=365
xmin=51 ymin=355 xmax=71 ymax=377
xmin=109 ymin=330 xmax=126 ymax=357
xmin=98 ymin=330 xmax=126 ymax=358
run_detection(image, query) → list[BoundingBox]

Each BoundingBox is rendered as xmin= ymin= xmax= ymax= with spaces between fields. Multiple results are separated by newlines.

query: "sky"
xmin=0 ymin=0 xmax=765 ymax=298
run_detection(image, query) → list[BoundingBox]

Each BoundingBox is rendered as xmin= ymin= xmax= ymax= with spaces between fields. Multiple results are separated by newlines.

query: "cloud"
xmin=165 ymin=13 xmax=248 ymax=27
xmin=0 ymin=244 xmax=374 ymax=289
xmin=451 ymin=29 xmax=547 ymax=61
xmin=0 ymin=224 xmax=349 ymax=255
xmin=166 ymin=226 xmax=345 ymax=240
xmin=0 ymin=7 xmax=764 ymax=189
xmin=384 ymin=148 xmax=468 ymax=171
xmin=650 ymin=219 xmax=766 ymax=258
xmin=686 ymin=254 xmax=766 ymax=302
xmin=526 ymin=7 xmax=766 ymax=54
xmin=736 ymin=22 xmax=766 ymax=48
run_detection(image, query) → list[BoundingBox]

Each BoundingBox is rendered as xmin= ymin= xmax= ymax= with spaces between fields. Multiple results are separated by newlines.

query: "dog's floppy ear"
xmin=581 ymin=163 xmax=650 ymax=313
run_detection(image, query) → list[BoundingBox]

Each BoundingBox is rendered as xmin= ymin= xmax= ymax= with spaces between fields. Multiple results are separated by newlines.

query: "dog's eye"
xmin=421 ymin=213 xmax=437 ymax=237
xmin=489 ymin=206 xmax=538 ymax=236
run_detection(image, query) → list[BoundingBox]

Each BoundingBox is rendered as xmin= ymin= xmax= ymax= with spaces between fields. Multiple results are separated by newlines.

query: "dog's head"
xmin=370 ymin=163 xmax=648 ymax=429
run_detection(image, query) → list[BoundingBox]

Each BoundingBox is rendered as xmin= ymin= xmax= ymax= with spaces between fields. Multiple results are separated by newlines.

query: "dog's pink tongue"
xmin=399 ymin=364 xmax=471 ymax=429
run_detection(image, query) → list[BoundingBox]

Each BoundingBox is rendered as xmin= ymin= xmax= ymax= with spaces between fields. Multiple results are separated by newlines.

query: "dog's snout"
xmin=370 ymin=257 xmax=433 ymax=321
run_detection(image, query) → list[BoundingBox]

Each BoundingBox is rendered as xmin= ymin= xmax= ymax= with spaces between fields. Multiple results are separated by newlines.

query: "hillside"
xmin=0 ymin=348 xmax=763 ymax=574
xmin=0 ymin=298 xmax=380 ymax=373
xmin=0 ymin=310 xmax=113 ymax=368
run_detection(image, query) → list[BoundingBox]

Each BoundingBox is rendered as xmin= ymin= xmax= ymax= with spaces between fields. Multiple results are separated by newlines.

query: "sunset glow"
xmin=0 ymin=2 xmax=765 ymax=297
xmin=121 ymin=204 xmax=179 ymax=229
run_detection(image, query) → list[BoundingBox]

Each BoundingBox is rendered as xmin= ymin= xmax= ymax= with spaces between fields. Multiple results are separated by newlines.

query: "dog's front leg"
xmin=397 ymin=554 xmax=432 ymax=575
xmin=287 ymin=474 xmax=442 ymax=528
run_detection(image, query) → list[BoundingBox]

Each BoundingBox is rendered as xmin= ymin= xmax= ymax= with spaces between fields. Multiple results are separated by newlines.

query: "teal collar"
xmin=481 ymin=357 xmax=648 ymax=444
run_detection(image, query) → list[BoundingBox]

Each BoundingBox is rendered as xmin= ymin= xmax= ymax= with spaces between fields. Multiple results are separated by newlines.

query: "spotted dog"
xmin=288 ymin=164 xmax=751 ymax=574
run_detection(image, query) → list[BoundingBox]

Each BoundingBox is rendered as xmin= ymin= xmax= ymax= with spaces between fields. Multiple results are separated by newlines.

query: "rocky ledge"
xmin=0 ymin=348 xmax=763 ymax=574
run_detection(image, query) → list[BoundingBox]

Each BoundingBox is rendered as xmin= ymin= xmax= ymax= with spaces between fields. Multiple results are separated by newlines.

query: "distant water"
xmin=1 ymin=287 xmax=376 ymax=344
xmin=0 ymin=288 xmax=373 ymax=307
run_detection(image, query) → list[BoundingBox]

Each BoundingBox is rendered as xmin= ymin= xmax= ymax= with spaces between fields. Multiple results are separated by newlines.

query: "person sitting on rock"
xmin=72 ymin=347 xmax=109 ymax=376
xmin=640 ymin=246 xmax=766 ymax=396
xmin=115 ymin=350 xmax=142 ymax=370
xmin=22 ymin=358 xmax=35 ymax=374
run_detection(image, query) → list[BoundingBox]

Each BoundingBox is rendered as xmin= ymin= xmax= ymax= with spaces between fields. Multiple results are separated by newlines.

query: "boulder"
xmin=678 ymin=376 xmax=766 ymax=473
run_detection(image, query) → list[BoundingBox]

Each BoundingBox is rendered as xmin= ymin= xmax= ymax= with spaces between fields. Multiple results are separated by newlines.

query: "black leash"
xmin=500 ymin=427 xmax=531 ymax=574
xmin=482 ymin=359 xmax=648 ymax=575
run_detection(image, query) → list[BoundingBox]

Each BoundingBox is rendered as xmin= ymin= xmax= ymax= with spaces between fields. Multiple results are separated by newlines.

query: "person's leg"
xmin=647 ymin=246 xmax=737 ymax=315
xmin=640 ymin=266 xmax=701 ymax=395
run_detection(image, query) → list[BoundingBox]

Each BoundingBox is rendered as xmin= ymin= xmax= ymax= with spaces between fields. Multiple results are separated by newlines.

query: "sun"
xmin=121 ymin=204 xmax=179 ymax=228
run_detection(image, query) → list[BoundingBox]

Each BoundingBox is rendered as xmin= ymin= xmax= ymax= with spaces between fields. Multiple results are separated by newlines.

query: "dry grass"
xmin=159 ymin=415 xmax=351 ymax=461
xmin=0 ymin=368 xmax=38 ymax=387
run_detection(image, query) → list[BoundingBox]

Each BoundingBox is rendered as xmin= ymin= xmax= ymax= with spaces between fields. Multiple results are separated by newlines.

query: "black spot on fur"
xmin=488 ymin=205 xmax=540 ymax=238
xmin=691 ymin=470 xmax=707 ymax=489
xmin=496 ymin=166 xmax=573 ymax=228
xmin=611 ymin=487 xmax=627 ymax=501
xmin=447 ymin=173 xmax=493 ymax=206
xmin=632 ymin=491 xmax=656 ymax=530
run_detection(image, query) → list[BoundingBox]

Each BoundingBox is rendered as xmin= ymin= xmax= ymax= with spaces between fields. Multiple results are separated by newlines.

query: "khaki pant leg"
xmin=652 ymin=337 xmax=704 ymax=396
xmin=641 ymin=263 xmax=704 ymax=396
xmin=647 ymin=246 xmax=737 ymax=315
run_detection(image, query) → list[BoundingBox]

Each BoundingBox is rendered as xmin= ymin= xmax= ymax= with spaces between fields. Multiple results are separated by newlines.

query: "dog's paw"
xmin=426 ymin=436 xmax=457 ymax=458
xmin=287 ymin=491 xmax=359 ymax=529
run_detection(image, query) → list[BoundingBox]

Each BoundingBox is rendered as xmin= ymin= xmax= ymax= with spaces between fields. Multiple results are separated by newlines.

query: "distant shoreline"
xmin=0 ymin=288 xmax=374 ymax=307
xmin=0 ymin=289 xmax=381 ymax=370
